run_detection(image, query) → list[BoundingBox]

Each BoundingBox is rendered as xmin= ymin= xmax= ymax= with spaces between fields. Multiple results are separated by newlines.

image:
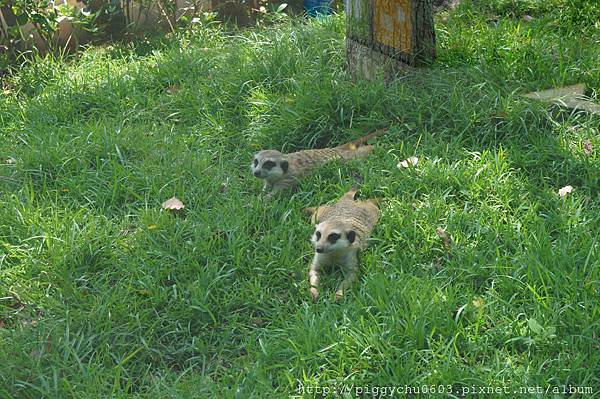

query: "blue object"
xmin=304 ymin=0 xmax=333 ymax=17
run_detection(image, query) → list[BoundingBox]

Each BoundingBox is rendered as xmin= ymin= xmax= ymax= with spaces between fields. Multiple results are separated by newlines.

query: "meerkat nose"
xmin=253 ymin=171 xmax=261 ymax=177
xmin=316 ymin=248 xmax=324 ymax=253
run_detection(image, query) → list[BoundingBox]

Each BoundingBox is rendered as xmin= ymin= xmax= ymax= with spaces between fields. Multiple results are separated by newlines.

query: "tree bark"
xmin=346 ymin=0 xmax=436 ymax=80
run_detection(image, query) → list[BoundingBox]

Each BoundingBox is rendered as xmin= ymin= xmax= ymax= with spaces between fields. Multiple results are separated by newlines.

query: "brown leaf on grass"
xmin=219 ymin=179 xmax=229 ymax=194
xmin=583 ymin=140 xmax=593 ymax=156
xmin=2 ymin=89 xmax=11 ymax=96
xmin=558 ymin=185 xmax=573 ymax=197
xmin=1 ymin=156 xmax=16 ymax=165
xmin=472 ymin=297 xmax=485 ymax=309
xmin=397 ymin=156 xmax=419 ymax=169
xmin=436 ymin=227 xmax=452 ymax=250
xmin=162 ymin=196 xmax=185 ymax=211
xmin=166 ymin=84 xmax=181 ymax=95
xmin=523 ymin=83 xmax=600 ymax=115
xmin=524 ymin=83 xmax=586 ymax=102
xmin=252 ymin=318 xmax=266 ymax=327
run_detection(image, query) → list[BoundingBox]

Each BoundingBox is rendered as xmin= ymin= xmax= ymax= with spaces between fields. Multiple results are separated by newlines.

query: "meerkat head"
xmin=311 ymin=220 xmax=357 ymax=254
xmin=251 ymin=150 xmax=290 ymax=180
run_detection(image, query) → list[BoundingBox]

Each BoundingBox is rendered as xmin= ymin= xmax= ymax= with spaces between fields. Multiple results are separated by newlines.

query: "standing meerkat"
xmin=304 ymin=187 xmax=380 ymax=301
xmin=251 ymin=129 xmax=386 ymax=195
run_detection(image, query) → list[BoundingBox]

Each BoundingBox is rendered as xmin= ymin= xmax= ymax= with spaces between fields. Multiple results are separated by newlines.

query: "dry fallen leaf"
xmin=558 ymin=185 xmax=573 ymax=197
xmin=162 ymin=196 xmax=185 ymax=211
xmin=583 ymin=140 xmax=593 ymax=156
xmin=436 ymin=227 xmax=452 ymax=250
xmin=2 ymin=89 xmax=11 ymax=96
xmin=1 ymin=156 xmax=16 ymax=165
xmin=472 ymin=296 xmax=485 ymax=309
xmin=252 ymin=318 xmax=266 ymax=327
xmin=524 ymin=83 xmax=586 ymax=101
xmin=397 ymin=156 xmax=419 ymax=169
xmin=166 ymin=84 xmax=180 ymax=95
xmin=219 ymin=179 xmax=229 ymax=194
xmin=523 ymin=83 xmax=600 ymax=115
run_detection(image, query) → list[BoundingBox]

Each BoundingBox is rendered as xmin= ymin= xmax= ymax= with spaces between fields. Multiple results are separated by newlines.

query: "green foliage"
xmin=469 ymin=0 xmax=600 ymax=31
xmin=555 ymin=0 xmax=600 ymax=32
xmin=0 ymin=0 xmax=59 ymax=51
xmin=0 ymin=0 xmax=97 ymax=65
xmin=1 ymin=2 xmax=600 ymax=397
xmin=470 ymin=0 xmax=560 ymax=17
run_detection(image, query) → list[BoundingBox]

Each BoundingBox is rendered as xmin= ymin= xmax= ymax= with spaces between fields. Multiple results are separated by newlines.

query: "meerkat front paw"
xmin=310 ymin=287 xmax=320 ymax=301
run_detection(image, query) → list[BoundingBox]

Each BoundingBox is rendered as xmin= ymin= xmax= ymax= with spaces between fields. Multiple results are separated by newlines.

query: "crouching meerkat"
xmin=251 ymin=129 xmax=386 ymax=195
xmin=304 ymin=187 xmax=380 ymax=301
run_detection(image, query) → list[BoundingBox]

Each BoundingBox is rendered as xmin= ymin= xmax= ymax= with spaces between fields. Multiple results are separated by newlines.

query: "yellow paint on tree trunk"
xmin=373 ymin=0 xmax=412 ymax=53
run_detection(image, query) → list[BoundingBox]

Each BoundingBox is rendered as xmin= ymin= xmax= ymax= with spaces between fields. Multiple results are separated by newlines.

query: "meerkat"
xmin=251 ymin=129 xmax=386 ymax=195
xmin=304 ymin=187 xmax=380 ymax=301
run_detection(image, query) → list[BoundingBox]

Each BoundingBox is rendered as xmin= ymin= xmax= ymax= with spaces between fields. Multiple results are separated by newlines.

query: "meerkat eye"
xmin=347 ymin=230 xmax=356 ymax=243
xmin=315 ymin=231 xmax=321 ymax=240
xmin=253 ymin=158 xmax=258 ymax=167
xmin=327 ymin=233 xmax=341 ymax=243
xmin=280 ymin=160 xmax=289 ymax=173
xmin=263 ymin=160 xmax=276 ymax=170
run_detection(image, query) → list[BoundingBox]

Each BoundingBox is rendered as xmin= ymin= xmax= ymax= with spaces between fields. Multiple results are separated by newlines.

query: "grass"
xmin=1 ymin=0 xmax=600 ymax=396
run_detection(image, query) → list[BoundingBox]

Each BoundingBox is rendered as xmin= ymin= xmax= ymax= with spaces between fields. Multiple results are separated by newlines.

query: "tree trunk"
xmin=346 ymin=0 xmax=436 ymax=81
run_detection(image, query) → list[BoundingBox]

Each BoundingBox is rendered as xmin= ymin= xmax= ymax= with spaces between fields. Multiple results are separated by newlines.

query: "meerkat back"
xmin=317 ymin=189 xmax=379 ymax=247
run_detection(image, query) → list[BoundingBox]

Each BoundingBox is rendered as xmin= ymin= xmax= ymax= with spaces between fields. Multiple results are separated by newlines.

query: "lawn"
xmin=1 ymin=0 xmax=600 ymax=397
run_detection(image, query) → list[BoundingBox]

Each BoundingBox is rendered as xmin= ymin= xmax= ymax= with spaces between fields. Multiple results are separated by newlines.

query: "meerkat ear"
xmin=280 ymin=160 xmax=289 ymax=173
xmin=347 ymin=230 xmax=356 ymax=243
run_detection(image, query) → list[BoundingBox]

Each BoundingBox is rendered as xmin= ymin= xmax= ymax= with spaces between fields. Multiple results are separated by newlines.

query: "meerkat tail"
xmin=339 ymin=128 xmax=388 ymax=150
xmin=343 ymin=186 xmax=360 ymax=201
xmin=351 ymin=145 xmax=374 ymax=159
